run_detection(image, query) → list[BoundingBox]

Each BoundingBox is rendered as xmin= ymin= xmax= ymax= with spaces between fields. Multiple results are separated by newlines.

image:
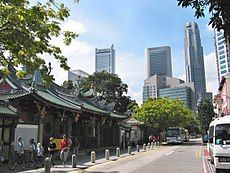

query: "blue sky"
xmin=42 ymin=0 xmax=218 ymax=104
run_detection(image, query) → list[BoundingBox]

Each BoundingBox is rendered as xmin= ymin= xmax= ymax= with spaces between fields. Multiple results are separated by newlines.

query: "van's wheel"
xmin=215 ymin=168 xmax=221 ymax=173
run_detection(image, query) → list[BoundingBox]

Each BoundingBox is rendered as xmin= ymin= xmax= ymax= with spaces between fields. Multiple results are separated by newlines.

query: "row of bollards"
xmin=44 ymin=141 xmax=160 ymax=173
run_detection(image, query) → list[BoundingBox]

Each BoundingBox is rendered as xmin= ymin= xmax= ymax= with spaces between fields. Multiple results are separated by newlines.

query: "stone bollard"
xmin=128 ymin=146 xmax=131 ymax=154
xmin=143 ymin=144 xmax=146 ymax=151
xmin=116 ymin=148 xmax=120 ymax=157
xmin=147 ymin=143 xmax=150 ymax=149
xmin=44 ymin=157 xmax=51 ymax=173
xmin=151 ymin=142 xmax=154 ymax=149
xmin=105 ymin=149 xmax=110 ymax=160
xmin=137 ymin=145 xmax=140 ymax=152
xmin=91 ymin=151 xmax=96 ymax=163
xmin=72 ymin=154 xmax=77 ymax=168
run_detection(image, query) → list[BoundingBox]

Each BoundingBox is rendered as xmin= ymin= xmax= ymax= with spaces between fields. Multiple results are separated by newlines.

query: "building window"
xmin=220 ymin=65 xmax=226 ymax=69
xmin=219 ymin=50 xmax=225 ymax=55
xmin=218 ymin=35 xmax=224 ymax=41
xmin=217 ymin=32 xmax=222 ymax=36
xmin=220 ymin=55 xmax=225 ymax=60
xmin=218 ymin=45 xmax=225 ymax=51
xmin=221 ymin=70 xmax=227 ymax=74
xmin=220 ymin=60 xmax=226 ymax=64
xmin=218 ymin=40 xmax=224 ymax=46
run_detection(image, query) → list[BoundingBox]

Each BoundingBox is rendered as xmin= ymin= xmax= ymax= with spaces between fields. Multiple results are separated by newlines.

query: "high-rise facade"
xmin=184 ymin=22 xmax=206 ymax=101
xmin=214 ymin=30 xmax=230 ymax=82
xmin=95 ymin=44 xmax=115 ymax=74
xmin=159 ymin=86 xmax=194 ymax=111
xmin=145 ymin=46 xmax=172 ymax=78
xmin=142 ymin=74 xmax=184 ymax=102
xmin=68 ymin=69 xmax=89 ymax=87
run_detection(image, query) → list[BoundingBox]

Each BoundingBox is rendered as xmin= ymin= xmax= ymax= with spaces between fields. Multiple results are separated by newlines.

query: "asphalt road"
xmin=82 ymin=138 xmax=204 ymax=173
xmin=132 ymin=139 xmax=203 ymax=173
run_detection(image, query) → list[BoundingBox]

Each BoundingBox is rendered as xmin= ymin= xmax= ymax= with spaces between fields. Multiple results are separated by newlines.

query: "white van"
xmin=208 ymin=116 xmax=230 ymax=173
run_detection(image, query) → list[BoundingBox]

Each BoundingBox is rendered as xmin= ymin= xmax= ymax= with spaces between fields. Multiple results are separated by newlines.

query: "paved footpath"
xmin=0 ymin=147 xmax=143 ymax=173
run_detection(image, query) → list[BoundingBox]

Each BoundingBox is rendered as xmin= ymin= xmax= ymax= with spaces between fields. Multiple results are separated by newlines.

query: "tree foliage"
xmin=0 ymin=0 xmax=78 ymax=84
xmin=62 ymin=80 xmax=74 ymax=90
xmin=134 ymin=97 xmax=194 ymax=133
xmin=197 ymin=99 xmax=215 ymax=135
xmin=80 ymin=71 xmax=134 ymax=113
xmin=178 ymin=0 xmax=230 ymax=42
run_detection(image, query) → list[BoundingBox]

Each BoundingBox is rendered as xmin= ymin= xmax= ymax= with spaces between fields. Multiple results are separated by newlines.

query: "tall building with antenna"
xmin=184 ymin=22 xmax=207 ymax=102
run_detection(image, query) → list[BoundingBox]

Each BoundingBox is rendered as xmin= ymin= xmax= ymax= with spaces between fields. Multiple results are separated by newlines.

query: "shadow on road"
xmin=181 ymin=141 xmax=202 ymax=146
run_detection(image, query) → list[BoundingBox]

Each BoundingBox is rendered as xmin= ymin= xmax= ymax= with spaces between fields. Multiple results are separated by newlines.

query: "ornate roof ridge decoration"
xmin=0 ymin=100 xmax=17 ymax=116
xmin=33 ymin=88 xmax=81 ymax=112
xmin=0 ymin=90 xmax=31 ymax=100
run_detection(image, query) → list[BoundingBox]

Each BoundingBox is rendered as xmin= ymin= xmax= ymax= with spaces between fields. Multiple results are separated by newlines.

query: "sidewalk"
xmin=1 ymin=146 xmax=150 ymax=173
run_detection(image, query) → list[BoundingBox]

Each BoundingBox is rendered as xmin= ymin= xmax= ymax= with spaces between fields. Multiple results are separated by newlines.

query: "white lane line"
xmin=165 ymin=151 xmax=174 ymax=156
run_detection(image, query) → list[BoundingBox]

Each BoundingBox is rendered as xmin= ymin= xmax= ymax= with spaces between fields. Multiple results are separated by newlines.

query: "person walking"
xmin=74 ymin=137 xmax=80 ymax=156
xmin=48 ymin=137 xmax=56 ymax=167
xmin=27 ymin=139 xmax=36 ymax=167
xmin=60 ymin=135 xmax=68 ymax=167
xmin=15 ymin=136 xmax=25 ymax=169
xmin=67 ymin=136 xmax=72 ymax=154
xmin=36 ymin=143 xmax=44 ymax=168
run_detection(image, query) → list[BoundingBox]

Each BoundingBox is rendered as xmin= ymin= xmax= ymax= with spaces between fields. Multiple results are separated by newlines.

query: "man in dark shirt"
xmin=48 ymin=137 xmax=56 ymax=167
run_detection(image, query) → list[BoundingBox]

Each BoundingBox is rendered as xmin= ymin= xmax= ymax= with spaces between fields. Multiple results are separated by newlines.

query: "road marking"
xmin=195 ymin=149 xmax=202 ymax=158
xmin=165 ymin=151 xmax=174 ymax=156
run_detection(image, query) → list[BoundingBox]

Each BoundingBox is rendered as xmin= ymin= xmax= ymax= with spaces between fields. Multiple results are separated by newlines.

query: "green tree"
xmin=197 ymin=99 xmax=215 ymax=135
xmin=62 ymin=80 xmax=74 ymax=90
xmin=178 ymin=0 xmax=230 ymax=42
xmin=0 ymin=0 xmax=78 ymax=84
xmin=80 ymin=71 xmax=132 ymax=113
xmin=134 ymin=97 xmax=194 ymax=133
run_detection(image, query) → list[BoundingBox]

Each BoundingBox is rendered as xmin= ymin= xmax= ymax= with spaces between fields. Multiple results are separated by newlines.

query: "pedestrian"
xmin=0 ymin=139 xmax=4 ymax=170
xmin=67 ymin=136 xmax=72 ymax=156
xmin=15 ymin=136 xmax=25 ymax=169
xmin=27 ymin=138 xmax=36 ymax=167
xmin=60 ymin=135 xmax=69 ymax=167
xmin=36 ymin=143 xmax=44 ymax=168
xmin=149 ymin=135 xmax=153 ymax=143
xmin=48 ymin=137 xmax=56 ymax=167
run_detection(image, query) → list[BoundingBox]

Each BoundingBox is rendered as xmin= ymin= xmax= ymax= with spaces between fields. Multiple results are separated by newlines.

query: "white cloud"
xmin=116 ymin=52 xmax=145 ymax=105
xmin=46 ymin=38 xmax=95 ymax=85
xmin=204 ymin=52 xmax=219 ymax=95
xmin=62 ymin=19 xmax=87 ymax=34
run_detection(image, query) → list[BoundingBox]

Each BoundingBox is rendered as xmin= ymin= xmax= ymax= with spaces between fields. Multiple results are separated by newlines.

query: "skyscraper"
xmin=95 ymin=44 xmax=115 ymax=74
xmin=184 ymin=22 xmax=206 ymax=101
xmin=214 ymin=30 xmax=230 ymax=82
xmin=145 ymin=46 xmax=172 ymax=78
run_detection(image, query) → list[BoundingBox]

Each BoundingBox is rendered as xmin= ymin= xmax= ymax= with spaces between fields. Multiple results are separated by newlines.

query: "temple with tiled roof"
xmin=0 ymin=67 xmax=129 ymax=158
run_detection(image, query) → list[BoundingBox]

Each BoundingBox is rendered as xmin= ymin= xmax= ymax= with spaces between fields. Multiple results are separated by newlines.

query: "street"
xmin=80 ymin=139 xmax=203 ymax=173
